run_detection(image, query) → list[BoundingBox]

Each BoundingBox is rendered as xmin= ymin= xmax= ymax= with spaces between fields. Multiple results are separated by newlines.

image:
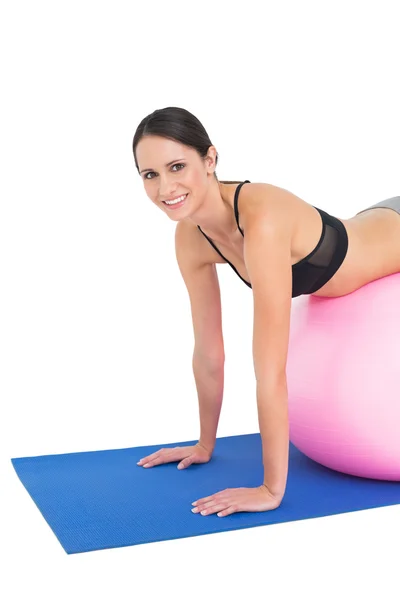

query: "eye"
xmin=144 ymin=163 xmax=185 ymax=180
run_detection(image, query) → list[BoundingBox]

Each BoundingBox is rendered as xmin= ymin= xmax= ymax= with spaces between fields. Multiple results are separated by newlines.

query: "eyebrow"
xmin=139 ymin=158 xmax=186 ymax=174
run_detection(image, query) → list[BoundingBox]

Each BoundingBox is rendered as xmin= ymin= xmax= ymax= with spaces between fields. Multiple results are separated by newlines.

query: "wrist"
xmin=197 ymin=440 xmax=214 ymax=454
xmin=262 ymin=482 xmax=285 ymax=501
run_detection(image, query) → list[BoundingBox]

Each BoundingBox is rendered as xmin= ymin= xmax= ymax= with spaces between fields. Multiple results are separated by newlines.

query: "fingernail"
xmin=191 ymin=507 xmax=199 ymax=513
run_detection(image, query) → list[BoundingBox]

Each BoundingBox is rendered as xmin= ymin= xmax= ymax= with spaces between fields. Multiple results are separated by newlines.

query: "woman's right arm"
xmin=192 ymin=356 xmax=224 ymax=455
xmin=175 ymin=221 xmax=225 ymax=454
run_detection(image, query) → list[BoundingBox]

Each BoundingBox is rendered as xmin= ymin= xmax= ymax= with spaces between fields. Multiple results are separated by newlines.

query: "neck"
xmin=187 ymin=180 xmax=240 ymax=243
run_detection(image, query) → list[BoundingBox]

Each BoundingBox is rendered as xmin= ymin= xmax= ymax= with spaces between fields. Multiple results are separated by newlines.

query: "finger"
xmin=192 ymin=493 xmax=218 ymax=506
xmin=138 ymin=448 xmax=180 ymax=466
xmin=192 ymin=495 xmax=229 ymax=513
xmin=196 ymin=502 xmax=229 ymax=516
xmin=192 ymin=490 xmax=227 ymax=507
xmin=192 ymin=498 xmax=220 ymax=512
xmin=137 ymin=451 xmax=161 ymax=465
xmin=177 ymin=456 xmax=193 ymax=470
xmin=141 ymin=456 xmax=169 ymax=468
xmin=143 ymin=447 xmax=187 ymax=467
xmin=216 ymin=505 xmax=237 ymax=517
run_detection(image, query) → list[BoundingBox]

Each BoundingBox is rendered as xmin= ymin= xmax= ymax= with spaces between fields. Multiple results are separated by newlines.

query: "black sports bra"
xmin=197 ymin=180 xmax=349 ymax=298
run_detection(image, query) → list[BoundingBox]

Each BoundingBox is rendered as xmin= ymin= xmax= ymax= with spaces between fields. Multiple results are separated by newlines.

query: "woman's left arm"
xmin=243 ymin=210 xmax=293 ymax=501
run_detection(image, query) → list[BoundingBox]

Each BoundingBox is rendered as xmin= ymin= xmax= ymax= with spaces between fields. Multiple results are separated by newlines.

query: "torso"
xmin=193 ymin=182 xmax=400 ymax=298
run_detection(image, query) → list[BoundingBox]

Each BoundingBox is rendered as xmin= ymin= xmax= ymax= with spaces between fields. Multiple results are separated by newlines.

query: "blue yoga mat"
xmin=11 ymin=433 xmax=400 ymax=554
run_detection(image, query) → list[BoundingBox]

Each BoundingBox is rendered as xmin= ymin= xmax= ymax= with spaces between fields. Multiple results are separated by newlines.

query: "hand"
xmin=191 ymin=485 xmax=282 ymax=517
xmin=137 ymin=442 xmax=212 ymax=470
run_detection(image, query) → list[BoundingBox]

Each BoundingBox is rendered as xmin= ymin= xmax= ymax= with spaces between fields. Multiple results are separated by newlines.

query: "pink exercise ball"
xmin=286 ymin=272 xmax=400 ymax=481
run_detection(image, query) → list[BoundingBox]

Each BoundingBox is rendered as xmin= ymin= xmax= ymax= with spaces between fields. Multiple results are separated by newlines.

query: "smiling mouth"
xmin=162 ymin=194 xmax=188 ymax=207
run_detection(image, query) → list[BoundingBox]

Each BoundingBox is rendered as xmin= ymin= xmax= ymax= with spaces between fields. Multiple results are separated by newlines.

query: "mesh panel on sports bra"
xmin=292 ymin=217 xmax=342 ymax=297
xmin=305 ymin=220 xmax=339 ymax=267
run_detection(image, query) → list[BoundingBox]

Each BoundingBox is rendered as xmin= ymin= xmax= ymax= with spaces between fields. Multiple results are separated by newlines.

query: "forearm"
xmin=192 ymin=354 xmax=224 ymax=454
xmin=256 ymin=379 xmax=290 ymax=498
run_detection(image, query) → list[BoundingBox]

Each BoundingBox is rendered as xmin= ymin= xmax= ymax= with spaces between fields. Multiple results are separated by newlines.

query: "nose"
xmin=159 ymin=178 xmax=178 ymax=199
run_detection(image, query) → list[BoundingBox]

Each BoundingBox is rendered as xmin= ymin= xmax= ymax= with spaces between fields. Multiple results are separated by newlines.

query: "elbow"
xmin=256 ymin=371 xmax=287 ymax=393
xmin=256 ymin=377 xmax=289 ymax=414
xmin=193 ymin=351 xmax=225 ymax=373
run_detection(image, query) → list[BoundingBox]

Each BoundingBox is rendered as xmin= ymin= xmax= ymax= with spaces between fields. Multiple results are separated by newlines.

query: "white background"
xmin=1 ymin=0 xmax=399 ymax=598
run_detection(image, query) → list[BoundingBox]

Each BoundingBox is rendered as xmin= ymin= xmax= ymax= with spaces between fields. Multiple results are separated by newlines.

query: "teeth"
xmin=165 ymin=194 xmax=187 ymax=205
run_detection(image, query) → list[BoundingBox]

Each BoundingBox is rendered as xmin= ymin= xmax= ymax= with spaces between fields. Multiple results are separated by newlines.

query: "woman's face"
xmin=136 ymin=135 xmax=215 ymax=219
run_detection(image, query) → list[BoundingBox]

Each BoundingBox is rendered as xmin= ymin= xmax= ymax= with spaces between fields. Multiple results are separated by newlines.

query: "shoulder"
xmin=175 ymin=218 xmax=202 ymax=253
xmin=175 ymin=218 xmax=214 ymax=267
xmin=239 ymin=182 xmax=304 ymax=237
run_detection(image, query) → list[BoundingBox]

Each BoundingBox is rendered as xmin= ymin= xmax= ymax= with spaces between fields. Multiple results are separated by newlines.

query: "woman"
xmin=133 ymin=106 xmax=400 ymax=518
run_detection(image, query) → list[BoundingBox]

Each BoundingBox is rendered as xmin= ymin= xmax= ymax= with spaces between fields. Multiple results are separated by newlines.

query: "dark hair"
xmin=132 ymin=106 xmax=223 ymax=181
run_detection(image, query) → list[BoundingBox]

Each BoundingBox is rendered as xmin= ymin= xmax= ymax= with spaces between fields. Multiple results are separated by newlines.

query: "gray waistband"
xmin=356 ymin=196 xmax=400 ymax=216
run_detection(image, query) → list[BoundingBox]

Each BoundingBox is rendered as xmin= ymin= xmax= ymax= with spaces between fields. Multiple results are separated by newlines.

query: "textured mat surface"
xmin=11 ymin=434 xmax=400 ymax=554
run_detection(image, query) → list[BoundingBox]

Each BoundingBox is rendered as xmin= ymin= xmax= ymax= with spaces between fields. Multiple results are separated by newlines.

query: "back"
xmin=175 ymin=220 xmax=225 ymax=367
